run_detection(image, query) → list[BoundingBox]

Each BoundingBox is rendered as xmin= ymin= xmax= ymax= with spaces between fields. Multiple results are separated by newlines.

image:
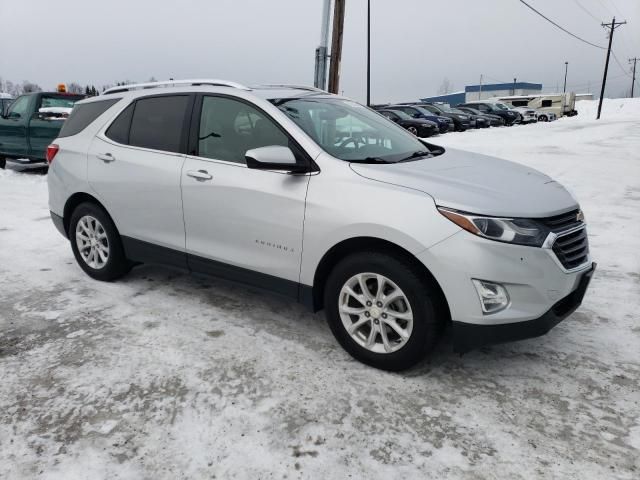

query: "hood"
xmin=349 ymin=148 xmax=578 ymax=218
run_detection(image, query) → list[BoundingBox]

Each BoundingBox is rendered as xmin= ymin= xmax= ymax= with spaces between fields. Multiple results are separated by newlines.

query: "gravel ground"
xmin=0 ymin=99 xmax=639 ymax=479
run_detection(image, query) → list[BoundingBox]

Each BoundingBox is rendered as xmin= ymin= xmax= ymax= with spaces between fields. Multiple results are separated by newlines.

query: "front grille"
xmin=552 ymin=227 xmax=589 ymax=270
xmin=539 ymin=209 xmax=582 ymax=232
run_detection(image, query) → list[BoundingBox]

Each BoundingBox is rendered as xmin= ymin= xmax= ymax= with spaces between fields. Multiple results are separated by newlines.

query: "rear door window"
xmin=128 ymin=96 xmax=190 ymax=153
xmin=59 ymin=99 xmax=120 ymax=137
xmin=105 ymin=103 xmax=135 ymax=144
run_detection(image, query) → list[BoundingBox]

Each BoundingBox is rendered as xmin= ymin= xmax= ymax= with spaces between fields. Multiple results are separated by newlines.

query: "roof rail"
xmin=253 ymin=84 xmax=328 ymax=93
xmin=103 ymin=79 xmax=251 ymax=95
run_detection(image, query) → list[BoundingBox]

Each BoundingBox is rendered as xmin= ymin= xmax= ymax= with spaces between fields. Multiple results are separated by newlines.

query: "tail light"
xmin=46 ymin=144 xmax=59 ymax=164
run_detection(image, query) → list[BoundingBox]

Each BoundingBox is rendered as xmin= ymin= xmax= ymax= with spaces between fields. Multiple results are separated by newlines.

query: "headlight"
xmin=438 ymin=207 xmax=549 ymax=247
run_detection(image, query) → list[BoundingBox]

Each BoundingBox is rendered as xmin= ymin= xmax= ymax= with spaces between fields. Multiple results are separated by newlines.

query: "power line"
xmin=519 ymin=0 xmax=606 ymax=50
xmin=611 ymin=50 xmax=632 ymax=78
xmin=571 ymin=0 xmax=601 ymax=23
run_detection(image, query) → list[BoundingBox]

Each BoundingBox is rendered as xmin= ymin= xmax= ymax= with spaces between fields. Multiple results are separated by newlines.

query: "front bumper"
xmin=452 ymin=263 xmax=595 ymax=353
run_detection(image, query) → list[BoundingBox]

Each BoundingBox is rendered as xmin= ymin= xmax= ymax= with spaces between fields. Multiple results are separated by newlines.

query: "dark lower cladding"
xmin=50 ymin=211 xmax=67 ymax=238
xmin=121 ymin=236 xmax=314 ymax=309
xmin=453 ymin=263 xmax=596 ymax=354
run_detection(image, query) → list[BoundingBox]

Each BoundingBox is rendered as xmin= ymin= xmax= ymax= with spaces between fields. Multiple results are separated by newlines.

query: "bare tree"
xmin=67 ymin=82 xmax=84 ymax=94
xmin=437 ymin=77 xmax=452 ymax=95
xmin=21 ymin=81 xmax=41 ymax=93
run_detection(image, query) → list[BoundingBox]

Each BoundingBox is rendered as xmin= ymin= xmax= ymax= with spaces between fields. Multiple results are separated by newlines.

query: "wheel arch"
xmin=308 ymin=236 xmax=451 ymax=322
xmin=62 ymin=192 xmax=111 ymax=236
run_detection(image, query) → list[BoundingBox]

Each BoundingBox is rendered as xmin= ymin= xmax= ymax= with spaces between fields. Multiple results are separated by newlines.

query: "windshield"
xmin=493 ymin=103 xmax=511 ymax=111
xmin=273 ymin=98 xmax=431 ymax=162
xmin=388 ymin=109 xmax=412 ymax=120
xmin=420 ymin=104 xmax=440 ymax=114
xmin=40 ymin=96 xmax=82 ymax=109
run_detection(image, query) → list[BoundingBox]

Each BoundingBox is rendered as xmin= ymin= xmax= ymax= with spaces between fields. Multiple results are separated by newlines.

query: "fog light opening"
xmin=472 ymin=279 xmax=510 ymax=314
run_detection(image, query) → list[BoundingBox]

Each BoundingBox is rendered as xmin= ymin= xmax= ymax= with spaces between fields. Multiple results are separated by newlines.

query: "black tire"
xmin=69 ymin=202 xmax=131 ymax=281
xmin=538 ymin=115 xmax=548 ymax=122
xmin=324 ymin=251 xmax=443 ymax=371
xmin=0 ymin=157 xmax=6 ymax=169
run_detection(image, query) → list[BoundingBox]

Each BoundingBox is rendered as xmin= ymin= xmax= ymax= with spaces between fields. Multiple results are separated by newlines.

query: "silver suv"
xmin=47 ymin=79 xmax=595 ymax=370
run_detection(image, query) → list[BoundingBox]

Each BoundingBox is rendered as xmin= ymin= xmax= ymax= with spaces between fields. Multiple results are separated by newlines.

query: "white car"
xmin=47 ymin=79 xmax=595 ymax=370
xmin=511 ymin=107 xmax=538 ymax=124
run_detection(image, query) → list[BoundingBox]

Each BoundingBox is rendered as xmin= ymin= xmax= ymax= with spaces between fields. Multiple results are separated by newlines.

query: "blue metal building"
xmin=421 ymin=82 xmax=543 ymax=105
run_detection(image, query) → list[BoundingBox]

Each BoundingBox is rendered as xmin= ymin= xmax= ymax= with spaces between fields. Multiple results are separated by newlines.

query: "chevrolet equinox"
xmin=47 ymin=80 xmax=595 ymax=370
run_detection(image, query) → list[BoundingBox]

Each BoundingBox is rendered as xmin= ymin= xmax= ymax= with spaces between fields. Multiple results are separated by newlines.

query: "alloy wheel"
xmin=75 ymin=215 xmax=110 ymax=269
xmin=338 ymin=272 xmax=413 ymax=354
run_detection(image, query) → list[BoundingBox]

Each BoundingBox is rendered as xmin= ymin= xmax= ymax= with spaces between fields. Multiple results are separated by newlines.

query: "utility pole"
xmin=314 ymin=0 xmax=332 ymax=90
xmin=328 ymin=0 xmax=345 ymax=94
xmin=478 ymin=74 xmax=483 ymax=100
xmin=597 ymin=17 xmax=626 ymax=119
xmin=629 ymin=57 xmax=638 ymax=98
xmin=563 ymin=62 xmax=568 ymax=93
xmin=366 ymin=0 xmax=371 ymax=106
xmin=512 ymin=77 xmax=517 ymax=95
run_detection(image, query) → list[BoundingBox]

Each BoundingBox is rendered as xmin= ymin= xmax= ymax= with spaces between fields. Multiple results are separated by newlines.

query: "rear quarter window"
xmin=58 ymin=99 xmax=121 ymax=138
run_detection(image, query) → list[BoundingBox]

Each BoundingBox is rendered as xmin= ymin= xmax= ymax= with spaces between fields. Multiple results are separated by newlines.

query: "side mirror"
xmin=245 ymin=145 xmax=309 ymax=173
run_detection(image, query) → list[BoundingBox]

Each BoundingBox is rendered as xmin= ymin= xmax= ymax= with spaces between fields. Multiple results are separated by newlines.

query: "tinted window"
xmin=541 ymin=100 xmax=553 ymax=108
xmin=59 ymin=99 xmax=120 ymax=138
xmin=198 ymin=96 xmax=288 ymax=164
xmin=129 ymin=96 xmax=189 ymax=153
xmin=512 ymin=100 xmax=529 ymax=107
xmin=105 ymin=103 xmax=135 ymax=144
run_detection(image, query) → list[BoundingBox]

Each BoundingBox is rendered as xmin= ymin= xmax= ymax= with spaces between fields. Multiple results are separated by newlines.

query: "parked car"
xmin=0 ymin=93 xmax=13 ymax=117
xmin=381 ymin=105 xmax=452 ymax=133
xmin=0 ymin=91 xmax=85 ymax=168
xmin=448 ymin=107 xmax=489 ymax=129
xmin=417 ymin=103 xmax=472 ymax=131
xmin=48 ymin=79 xmax=595 ymax=371
xmin=511 ymin=107 xmax=538 ymax=124
xmin=535 ymin=110 xmax=557 ymax=122
xmin=378 ymin=109 xmax=439 ymax=137
xmin=456 ymin=106 xmax=505 ymax=127
xmin=457 ymin=101 xmax=519 ymax=126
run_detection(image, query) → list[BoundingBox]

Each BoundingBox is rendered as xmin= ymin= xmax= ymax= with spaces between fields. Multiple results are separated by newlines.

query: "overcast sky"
xmin=1 ymin=0 xmax=638 ymax=102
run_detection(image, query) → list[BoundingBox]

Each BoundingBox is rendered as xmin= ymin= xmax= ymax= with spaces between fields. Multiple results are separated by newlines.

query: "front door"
xmin=0 ymin=95 xmax=30 ymax=157
xmin=88 ymin=95 xmax=192 ymax=257
xmin=181 ymin=95 xmax=309 ymax=294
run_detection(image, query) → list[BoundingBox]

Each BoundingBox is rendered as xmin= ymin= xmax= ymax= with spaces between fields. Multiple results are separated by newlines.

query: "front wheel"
xmin=324 ymin=252 xmax=443 ymax=371
xmin=69 ymin=202 xmax=131 ymax=281
xmin=0 ymin=157 xmax=6 ymax=169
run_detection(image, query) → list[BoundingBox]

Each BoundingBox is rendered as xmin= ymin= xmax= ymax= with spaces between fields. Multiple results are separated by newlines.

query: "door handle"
xmin=187 ymin=169 xmax=213 ymax=181
xmin=97 ymin=153 xmax=115 ymax=163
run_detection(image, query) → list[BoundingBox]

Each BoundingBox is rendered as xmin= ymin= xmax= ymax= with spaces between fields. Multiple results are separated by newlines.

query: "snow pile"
xmin=574 ymin=97 xmax=640 ymax=120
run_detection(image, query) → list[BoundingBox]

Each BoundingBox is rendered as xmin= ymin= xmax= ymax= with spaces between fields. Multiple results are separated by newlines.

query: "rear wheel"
xmin=324 ymin=252 xmax=443 ymax=371
xmin=538 ymin=115 xmax=548 ymax=122
xmin=69 ymin=202 xmax=131 ymax=281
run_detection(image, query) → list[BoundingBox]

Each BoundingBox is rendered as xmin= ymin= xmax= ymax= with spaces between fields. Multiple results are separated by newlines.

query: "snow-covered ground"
xmin=1 ymin=99 xmax=639 ymax=479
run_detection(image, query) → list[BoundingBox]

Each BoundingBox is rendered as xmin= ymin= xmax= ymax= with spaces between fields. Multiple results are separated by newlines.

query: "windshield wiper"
xmin=348 ymin=157 xmax=393 ymax=164
xmin=398 ymin=150 xmax=432 ymax=162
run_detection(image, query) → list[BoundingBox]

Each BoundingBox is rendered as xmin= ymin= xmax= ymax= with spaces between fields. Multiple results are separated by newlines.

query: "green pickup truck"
xmin=0 ymin=91 xmax=85 ymax=169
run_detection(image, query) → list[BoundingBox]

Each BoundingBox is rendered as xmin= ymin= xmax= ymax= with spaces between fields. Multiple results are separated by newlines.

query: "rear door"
xmin=0 ymin=95 xmax=30 ymax=156
xmin=88 ymin=94 xmax=193 ymax=261
xmin=181 ymin=94 xmax=310 ymax=293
